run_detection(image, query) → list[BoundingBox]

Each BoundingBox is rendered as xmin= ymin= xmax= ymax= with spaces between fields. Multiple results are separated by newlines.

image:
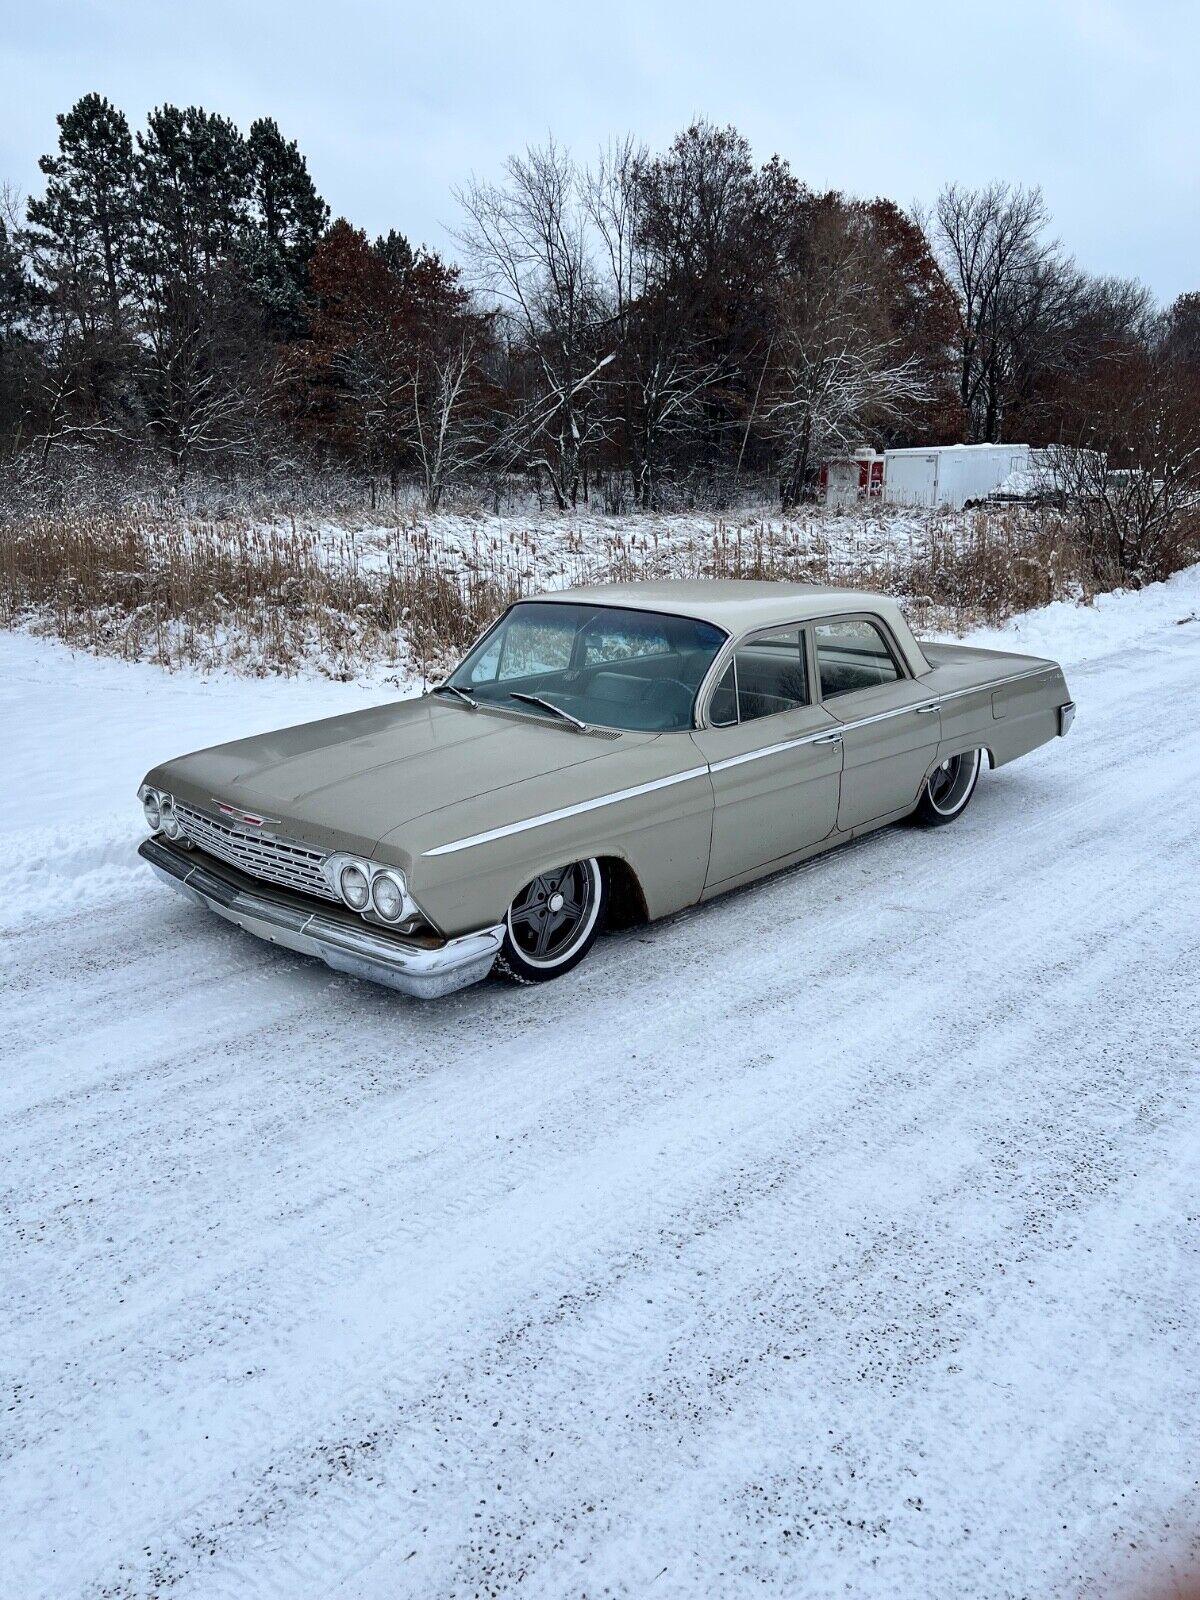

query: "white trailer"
xmin=883 ymin=443 xmax=1032 ymax=510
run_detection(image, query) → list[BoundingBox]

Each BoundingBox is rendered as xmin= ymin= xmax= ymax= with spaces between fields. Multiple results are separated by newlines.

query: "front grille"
xmin=174 ymin=802 xmax=338 ymax=903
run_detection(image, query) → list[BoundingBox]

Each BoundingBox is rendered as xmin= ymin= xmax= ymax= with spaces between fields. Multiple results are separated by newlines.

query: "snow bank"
xmin=955 ymin=561 xmax=1200 ymax=667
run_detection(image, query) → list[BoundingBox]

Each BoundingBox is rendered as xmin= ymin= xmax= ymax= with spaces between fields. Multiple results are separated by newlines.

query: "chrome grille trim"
xmin=173 ymin=802 xmax=338 ymax=902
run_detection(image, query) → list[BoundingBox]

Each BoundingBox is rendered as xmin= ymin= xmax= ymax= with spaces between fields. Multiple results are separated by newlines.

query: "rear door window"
xmin=814 ymin=619 xmax=901 ymax=699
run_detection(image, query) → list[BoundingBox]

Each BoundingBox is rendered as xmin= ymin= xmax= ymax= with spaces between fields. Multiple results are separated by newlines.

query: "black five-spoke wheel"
xmin=915 ymin=747 xmax=983 ymax=827
xmin=498 ymin=858 xmax=606 ymax=983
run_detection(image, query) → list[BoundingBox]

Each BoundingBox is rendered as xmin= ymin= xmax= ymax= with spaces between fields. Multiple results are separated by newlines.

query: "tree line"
xmin=2 ymin=95 xmax=1198 ymax=516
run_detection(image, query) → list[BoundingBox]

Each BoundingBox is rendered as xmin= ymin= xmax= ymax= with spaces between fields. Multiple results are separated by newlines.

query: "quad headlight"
xmin=159 ymin=794 xmax=183 ymax=840
xmin=339 ymin=863 xmax=371 ymax=911
xmin=141 ymin=785 xmax=162 ymax=831
xmin=140 ymin=784 xmax=187 ymax=843
xmin=322 ymin=853 xmax=416 ymax=926
xmin=370 ymin=870 xmax=406 ymax=923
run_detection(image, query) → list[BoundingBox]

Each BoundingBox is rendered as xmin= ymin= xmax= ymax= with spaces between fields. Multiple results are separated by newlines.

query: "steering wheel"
xmin=646 ymin=677 xmax=698 ymax=728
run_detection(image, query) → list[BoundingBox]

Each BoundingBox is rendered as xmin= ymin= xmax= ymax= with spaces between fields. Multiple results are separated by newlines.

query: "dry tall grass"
xmin=596 ymin=506 xmax=1094 ymax=633
xmin=0 ymin=512 xmax=522 ymax=678
xmin=0 ymin=503 xmax=1098 ymax=679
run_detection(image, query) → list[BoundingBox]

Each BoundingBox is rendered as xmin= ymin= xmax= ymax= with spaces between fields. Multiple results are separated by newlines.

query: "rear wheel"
xmin=496 ymin=858 xmax=606 ymax=983
xmin=915 ymin=748 xmax=983 ymax=826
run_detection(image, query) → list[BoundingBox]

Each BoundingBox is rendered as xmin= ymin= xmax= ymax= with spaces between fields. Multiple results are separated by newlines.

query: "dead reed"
xmin=589 ymin=505 xmax=1094 ymax=632
xmin=0 ymin=510 xmax=523 ymax=679
xmin=0 ymin=502 xmax=1099 ymax=679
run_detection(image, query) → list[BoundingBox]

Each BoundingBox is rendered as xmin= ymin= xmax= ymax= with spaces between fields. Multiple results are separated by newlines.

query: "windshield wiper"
xmin=508 ymin=692 xmax=589 ymax=731
xmin=431 ymin=682 xmax=477 ymax=710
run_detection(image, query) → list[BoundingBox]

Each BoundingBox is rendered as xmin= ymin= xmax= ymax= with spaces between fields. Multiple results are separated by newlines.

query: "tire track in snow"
xmin=1 ymin=607 xmax=1198 ymax=1598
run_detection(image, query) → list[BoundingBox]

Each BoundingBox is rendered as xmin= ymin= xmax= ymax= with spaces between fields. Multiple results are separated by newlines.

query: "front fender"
xmin=387 ymin=755 xmax=715 ymax=939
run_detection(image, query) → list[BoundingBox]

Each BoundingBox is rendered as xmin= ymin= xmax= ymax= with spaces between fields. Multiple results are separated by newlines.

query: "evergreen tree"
xmin=0 ymin=216 xmax=38 ymax=452
xmin=25 ymin=92 xmax=136 ymax=333
xmin=244 ymin=117 xmax=329 ymax=332
xmin=135 ymin=104 xmax=253 ymax=296
xmin=374 ymin=229 xmax=414 ymax=281
xmin=134 ymin=106 xmax=257 ymax=477
xmin=248 ymin=118 xmax=328 ymax=260
xmin=0 ymin=218 xmax=32 ymax=334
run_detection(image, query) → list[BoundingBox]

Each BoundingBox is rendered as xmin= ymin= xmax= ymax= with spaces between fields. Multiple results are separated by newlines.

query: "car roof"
xmin=524 ymin=580 xmax=931 ymax=677
xmin=530 ymin=579 xmax=898 ymax=635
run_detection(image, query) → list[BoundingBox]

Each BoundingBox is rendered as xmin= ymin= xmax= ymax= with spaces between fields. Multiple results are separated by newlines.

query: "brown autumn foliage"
xmin=288 ymin=221 xmax=494 ymax=506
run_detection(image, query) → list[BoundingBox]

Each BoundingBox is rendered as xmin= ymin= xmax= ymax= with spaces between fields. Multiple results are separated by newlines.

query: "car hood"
xmin=151 ymin=696 xmax=649 ymax=857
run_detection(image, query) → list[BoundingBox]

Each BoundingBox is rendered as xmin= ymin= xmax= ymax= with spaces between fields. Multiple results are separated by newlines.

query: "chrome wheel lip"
xmin=506 ymin=859 xmax=602 ymax=971
xmin=926 ymin=748 xmax=982 ymax=816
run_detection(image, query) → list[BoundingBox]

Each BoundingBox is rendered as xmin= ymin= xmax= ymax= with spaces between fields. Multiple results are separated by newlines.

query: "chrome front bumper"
xmin=139 ymin=837 xmax=504 ymax=999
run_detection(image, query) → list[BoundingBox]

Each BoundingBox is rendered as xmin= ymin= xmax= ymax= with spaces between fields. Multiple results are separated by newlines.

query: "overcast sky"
xmin=2 ymin=0 xmax=1196 ymax=302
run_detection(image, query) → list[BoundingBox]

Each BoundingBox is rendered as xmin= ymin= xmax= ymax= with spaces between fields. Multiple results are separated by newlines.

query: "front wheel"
xmin=496 ymin=858 xmax=607 ymax=983
xmin=914 ymin=748 xmax=983 ymax=827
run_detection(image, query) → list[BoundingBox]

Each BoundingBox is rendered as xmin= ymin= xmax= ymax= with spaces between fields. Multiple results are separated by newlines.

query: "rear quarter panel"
xmin=919 ymin=642 xmax=1070 ymax=769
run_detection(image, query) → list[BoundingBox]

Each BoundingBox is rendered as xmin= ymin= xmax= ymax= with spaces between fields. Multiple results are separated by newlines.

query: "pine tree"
xmin=244 ymin=117 xmax=329 ymax=332
xmin=136 ymin=105 xmax=253 ymax=296
xmin=25 ymin=93 xmax=136 ymax=333
xmin=248 ymin=118 xmax=328 ymax=260
xmin=0 ymin=217 xmax=37 ymax=450
xmin=134 ymin=106 xmax=257 ymax=477
xmin=374 ymin=229 xmax=414 ymax=281
xmin=0 ymin=218 xmax=32 ymax=335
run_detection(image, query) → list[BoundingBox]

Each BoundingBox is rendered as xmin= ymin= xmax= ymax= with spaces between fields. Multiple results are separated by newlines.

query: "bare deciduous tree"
xmin=585 ymin=138 xmax=722 ymax=508
xmin=935 ymin=182 xmax=1072 ymax=441
xmin=455 ymin=142 xmax=614 ymax=508
xmin=761 ymin=204 xmax=929 ymax=506
xmin=1049 ymin=341 xmax=1200 ymax=584
xmin=404 ymin=328 xmax=487 ymax=512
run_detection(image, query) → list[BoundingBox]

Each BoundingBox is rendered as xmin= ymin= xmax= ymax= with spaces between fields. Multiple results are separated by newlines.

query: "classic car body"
xmin=138 ymin=581 xmax=1075 ymax=997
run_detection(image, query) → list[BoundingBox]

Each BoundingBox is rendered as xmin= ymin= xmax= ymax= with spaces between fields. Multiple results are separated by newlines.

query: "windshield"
xmin=446 ymin=602 xmax=727 ymax=732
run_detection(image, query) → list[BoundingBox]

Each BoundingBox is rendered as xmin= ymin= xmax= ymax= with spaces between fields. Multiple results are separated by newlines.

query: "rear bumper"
xmin=1059 ymin=701 xmax=1076 ymax=736
xmin=139 ymin=837 xmax=504 ymax=999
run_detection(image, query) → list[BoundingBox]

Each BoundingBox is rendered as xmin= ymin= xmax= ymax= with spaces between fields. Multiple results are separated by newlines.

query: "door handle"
xmin=914 ymin=703 xmax=940 ymax=714
xmin=812 ymin=732 xmax=843 ymax=746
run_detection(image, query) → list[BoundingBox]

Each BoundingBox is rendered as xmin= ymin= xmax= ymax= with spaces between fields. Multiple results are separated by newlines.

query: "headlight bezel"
xmin=370 ymin=869 xmax=406 ymax=923
xmin=321 ymin=853 xmax=418 ymax=928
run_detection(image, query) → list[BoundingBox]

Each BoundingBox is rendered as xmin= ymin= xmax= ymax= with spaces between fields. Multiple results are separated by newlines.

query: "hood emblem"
xmin=214 ymin=800 xmax=279 ymax=829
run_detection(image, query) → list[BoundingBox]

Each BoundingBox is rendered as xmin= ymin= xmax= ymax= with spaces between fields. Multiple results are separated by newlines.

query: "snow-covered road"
xmin=3 ymin=574 xmax=1199 ymax=1599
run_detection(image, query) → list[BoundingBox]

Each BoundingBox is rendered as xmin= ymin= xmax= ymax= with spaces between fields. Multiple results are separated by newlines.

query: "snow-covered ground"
xmin=2 ymin=570 xmax=1198 ymax=1599
xmin=303 ymin=503 xmax=943 ymax=586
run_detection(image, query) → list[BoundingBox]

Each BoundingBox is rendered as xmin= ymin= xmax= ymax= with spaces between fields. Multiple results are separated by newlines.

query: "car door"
xmin=812 ymin=615 xmax=940 ymax=830
xmin=691 ymin=623 xmax=842 ymax=889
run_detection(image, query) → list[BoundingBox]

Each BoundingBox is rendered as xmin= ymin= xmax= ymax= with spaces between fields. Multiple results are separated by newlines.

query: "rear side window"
xmin=731 ymin=627 xmax=809 ymax=722
xmin=815 ymin=619 xmax=900 ymax=699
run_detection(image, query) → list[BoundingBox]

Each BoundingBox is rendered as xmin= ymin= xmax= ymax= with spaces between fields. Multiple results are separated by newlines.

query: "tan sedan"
xmin=138 ymin=581 xmax=1075 ymax=997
